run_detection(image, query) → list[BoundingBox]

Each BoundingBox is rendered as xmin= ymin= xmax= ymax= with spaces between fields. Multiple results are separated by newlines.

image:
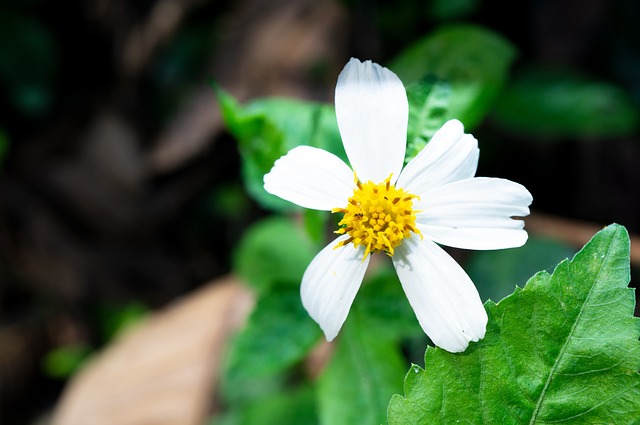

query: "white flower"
xmin=263 ymin=58 xmax=533 ymax=353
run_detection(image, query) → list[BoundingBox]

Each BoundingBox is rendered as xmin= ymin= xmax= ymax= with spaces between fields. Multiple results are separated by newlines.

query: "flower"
xmin=263 ymin=58 xmax=533 ymax=353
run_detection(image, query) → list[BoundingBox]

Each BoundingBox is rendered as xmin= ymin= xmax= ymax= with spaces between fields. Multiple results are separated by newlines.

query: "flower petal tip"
xmin=323 ymin=330 xmax=337 ymax=343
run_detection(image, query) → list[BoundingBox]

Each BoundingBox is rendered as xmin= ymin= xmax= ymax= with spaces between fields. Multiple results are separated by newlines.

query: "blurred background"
xmin=1 ymin=0 xmax=639 ymax=424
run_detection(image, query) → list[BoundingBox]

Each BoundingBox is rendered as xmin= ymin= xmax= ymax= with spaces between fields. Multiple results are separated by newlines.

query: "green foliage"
xmin=224 ymin=216 xmax=323 ymax=406
xmin=390 ymin=24 xmax=516 ymax=129
xmin=388 ymin=224 xmax=640 ymax=424
xmin=214 ymin=385 xmax=318 ymax=425
xmin=207 ymin=183 xmax=251 ymax=220
xmin=0 ymin=130 xmax=8 ymax=168
xmin=429 ymin=0 xmax=479 ymax=21
xmin=315 ymin=267 xmax=429 ymax=424
xmin=405 ymin=77 xmax=451 ymax=162
xmin=216 ymin=87 xmax=345 ymax=211
xmin=43 ymin=344 xmax=92 ymax=379
xmin=303 ymin=209 xmax=331 ymax=244
xmin=466 ymin=236 xmax=577 ymax=304
xmin=492 ymin=67 xmax=640 ymax=138
xmin=233 ymin=216 xmax=318 ymax=292
xmin=318 ymin=308 xmax=407 ymax=425
xmin=355 ymin=266 xmax=423 ymax=341
xmin=222 ymin=285 xmax=322 ymax=402
xmin=98 ymin=301 xmax=149 ymax=342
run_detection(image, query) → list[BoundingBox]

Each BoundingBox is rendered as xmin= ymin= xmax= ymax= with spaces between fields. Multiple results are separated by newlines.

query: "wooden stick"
xmin=526 ymin=211 xmax=640 ymax=267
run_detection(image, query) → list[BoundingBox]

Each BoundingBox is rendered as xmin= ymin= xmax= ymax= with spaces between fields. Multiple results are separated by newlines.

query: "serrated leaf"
xmin=492 ymin=67 xmax=640 ymax=138
xmin=388 ymin=224 xmax=640 ymax=424
xmin=233 ymin=216 xmax=318 ymax=291
xmin=222 ymin=285 xmax=321 ymax=403
xmin=405 ymin=76 xmax=452 ymax=162
xmin=318 ymin=309 xmax=407 ymax=425
xmin=216 ymin=88 xmax=346 ymax=211
xmin=390 ymin=24 xmax=516 ymax=129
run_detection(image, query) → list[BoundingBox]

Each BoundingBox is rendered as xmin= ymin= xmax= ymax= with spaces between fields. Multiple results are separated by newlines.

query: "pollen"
xmin=332 ymin=174 xmax=421 ymax=260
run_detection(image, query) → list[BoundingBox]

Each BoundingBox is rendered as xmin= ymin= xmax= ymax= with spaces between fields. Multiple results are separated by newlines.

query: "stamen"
xmin=331 ymin=173 xmax=420 ymax=258
xmin=334 ymin=236 xmax=354 ymax=249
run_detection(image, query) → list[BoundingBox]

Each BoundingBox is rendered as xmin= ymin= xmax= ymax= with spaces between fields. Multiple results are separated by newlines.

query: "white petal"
xmin=392 ymin=236 xmax=487 ymax=353
xmin=301 ymin=235 xmax=370 ymax=341
xmin=264 ymin=146 xmax=354 ymax=211
xmin=335 ymin=58 xmax=408 ymax=184
xmin=396 ymin=119 xmax=479 ymax=195
xmin=416 ymin=177 xmax=533 ymax=250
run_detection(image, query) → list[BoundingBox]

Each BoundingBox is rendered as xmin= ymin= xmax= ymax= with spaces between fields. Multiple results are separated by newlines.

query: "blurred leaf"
xmin=0 ymin=12 xmax=56 ymax=115
xmin=0 ymin=130 xmax=8 ymax=168
xmin=356 ymin=265 xmax=423 ymax=341
xmin=216 ymin=88 xmax=345 ymax=211
xmin=233 ymin=216 xmax=318 ymax=292
xmin=303 ymin=209 xmax=330 ymax=244
xmin=222 ymin=285 xmax=322 ymax=402
xmin=388 ymin=224 xmax=640 ymax=424
xmin=466 ymin=236 xmax=576 ymax=303
xmin=43 ymin=344 xmax=92 ymax=379
xmin=213 ymin=385 xmax=317 ymax=425
xmin=390 ymin=24 xmax=516 ymax=129
xmin=208 ymin=183 xmax=251 ymax=220
xmin=405 ymin=76 xmax=451 ymax=162
xmin=154 ymin=26 xmax=213 ymax=87
xmin=216 ymin=88 xmax=289 ymax=211
xmin=429 ymin=0 xmax=479 ymax=20
xmin=221 ymin=373 xmax=291 ymax=409
xmin=98 ymin=302 xmax=149 ymax=342
xmin=492 ymin=67 xmax=640 ymax=138
xmin=318 ymin=309 xmax=406 ymax=425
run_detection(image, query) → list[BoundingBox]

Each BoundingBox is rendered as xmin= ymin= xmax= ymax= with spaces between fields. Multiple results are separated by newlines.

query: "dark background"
xmin=1 ymin=0 xmax=639 ymax=423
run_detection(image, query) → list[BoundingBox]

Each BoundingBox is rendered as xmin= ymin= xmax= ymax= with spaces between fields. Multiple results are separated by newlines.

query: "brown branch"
xmin=526 ymin=211 xmax=640 ymax=267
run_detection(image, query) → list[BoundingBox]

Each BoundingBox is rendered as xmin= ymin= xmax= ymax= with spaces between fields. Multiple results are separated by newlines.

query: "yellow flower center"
xmin=332 ymin=174 xmax=421 ymax=259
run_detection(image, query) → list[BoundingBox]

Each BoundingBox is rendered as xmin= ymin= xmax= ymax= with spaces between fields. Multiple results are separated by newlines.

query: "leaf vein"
xmin=528 ymin=232 xmax=617 ymax=424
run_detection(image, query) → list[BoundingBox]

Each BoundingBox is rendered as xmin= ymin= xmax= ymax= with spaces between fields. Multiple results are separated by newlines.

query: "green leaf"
xmin=233 ymin=216 xmax=318 ymax=291
xmin=356 ymin=265 xmax=423 ymax=341
xmin=222 ymin=285 xmax=322 ymax=401
xmin=216 ymin=88 xmax=289 ymax=211
xmin=390 ymin=24 xmax=516 ymax=129
xmin=213 ymin=385 xmax=318 ymax=425
xmin=303 ymin=209 xmax=330 ymax=244
xmin=318 ymin=308 xmax=407 ymax=425
xmin=405 ymin=76 xmax=452 ymax=162
xmin=216 ymin=87 xmax=345 ymax=211
xmin=466 ymin=236 xmax=577 ymax=304
xmin=492 ymin=67 xmax=640 ymax=138
xmin=388 ymin=224 xmax=640 ymax=424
